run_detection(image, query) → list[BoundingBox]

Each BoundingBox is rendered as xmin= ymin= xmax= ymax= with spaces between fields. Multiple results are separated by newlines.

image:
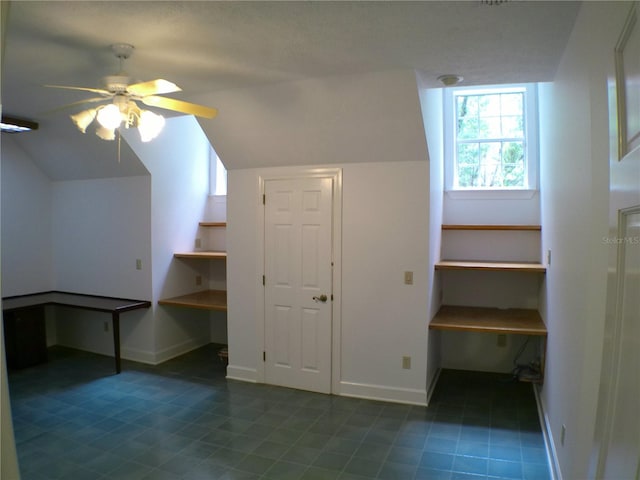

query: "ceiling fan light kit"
xmin=71 ymin=97 xmax=165 ymax=143
xmin=49 ymin=43 xmax=216 ymax=144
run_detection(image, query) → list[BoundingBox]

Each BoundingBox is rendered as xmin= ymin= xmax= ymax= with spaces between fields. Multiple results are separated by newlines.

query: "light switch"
xmin=404 ymin=271 xmax=413 ymax=285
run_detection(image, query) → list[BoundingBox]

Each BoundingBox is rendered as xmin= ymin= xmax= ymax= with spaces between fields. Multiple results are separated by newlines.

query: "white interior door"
xmin=264 ymin=177 xmax=333 ymax=394
xmin=599 ymin=208 xmax=640 ymax=480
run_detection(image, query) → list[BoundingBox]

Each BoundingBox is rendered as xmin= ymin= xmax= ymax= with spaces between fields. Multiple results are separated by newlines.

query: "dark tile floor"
xmin=8 ymin=345 xmax=551 ymax=479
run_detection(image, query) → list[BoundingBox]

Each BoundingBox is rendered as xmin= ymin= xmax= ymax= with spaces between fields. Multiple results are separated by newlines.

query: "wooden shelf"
xmin=174 ymin=251 xmax=227 ymax=260
xmin=435 ymin=260 xmax=546 ymax=272
xmin=442 ymin=224 xmax=541 ymax=231
xmin=199 ymin=222 xmax=226 ymax=227
xmin=430 ymin=305 xmax=547 ymax=336
xmin=158 ymin=289 xmax=227 ymax=311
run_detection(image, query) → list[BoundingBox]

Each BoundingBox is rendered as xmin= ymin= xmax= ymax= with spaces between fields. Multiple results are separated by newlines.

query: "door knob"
xmin=313 ymin=294 xmax=328 ymax=303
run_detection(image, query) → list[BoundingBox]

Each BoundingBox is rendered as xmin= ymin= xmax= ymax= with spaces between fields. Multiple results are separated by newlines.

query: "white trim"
xmin=445 ymin=189 xmax=537 ymax=200
xmin=257 ymin=167 xmax=343 ymax=394
xmin=534 ymin=385 xmax=563 ymax=480
xmin=339 ymin=381 xmax=428 ymax=406
xmin=121 ymin=339 xmax=209 ymax=365
xmin=226 ymin=365 xmax=259 ymax=383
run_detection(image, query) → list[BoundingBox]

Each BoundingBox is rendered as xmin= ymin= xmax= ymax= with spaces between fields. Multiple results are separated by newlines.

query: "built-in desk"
xmin=2 ymin=291 xmax=151 ymax=374
xmin=430 ymin=305 xmax=547 ymax=382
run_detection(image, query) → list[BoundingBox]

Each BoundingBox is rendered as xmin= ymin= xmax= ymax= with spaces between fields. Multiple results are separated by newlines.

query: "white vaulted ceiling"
xmin=1 ymin=1 xmax=580 ymax=179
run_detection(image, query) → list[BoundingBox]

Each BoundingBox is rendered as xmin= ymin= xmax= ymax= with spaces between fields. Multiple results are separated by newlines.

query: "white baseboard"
xmin=120 ymin=347 xmax=156 ymax=364
xmin=122 ymin=338 xmax=209 ymax=365
xmin=534 ymin=385 xmax=562 ymax=480
xmin=339 ymin=381 xmax=427 ymax=406
xmin=226 ymin=364 xmax=258 ymax=383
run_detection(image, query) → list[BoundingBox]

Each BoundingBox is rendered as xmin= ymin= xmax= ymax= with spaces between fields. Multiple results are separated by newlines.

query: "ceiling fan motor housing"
xmin=103 ymin=75 xmax=131 ymax=94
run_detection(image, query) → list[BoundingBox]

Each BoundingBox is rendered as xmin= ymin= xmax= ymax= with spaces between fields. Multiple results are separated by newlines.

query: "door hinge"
xmin=262 ymin=275 xmax=265 ymax=286
xmin=331 ymin=294 xmax=334 ymax=301
xmin=262 ymin=194 xmax=265 ymax=205
xmin=263 ymin=351 xmax=266 ymax=362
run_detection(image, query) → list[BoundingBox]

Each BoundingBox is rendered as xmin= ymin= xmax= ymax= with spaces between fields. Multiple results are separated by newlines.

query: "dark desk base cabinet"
xmin=3 ymin=306 xmax=47 ymax=369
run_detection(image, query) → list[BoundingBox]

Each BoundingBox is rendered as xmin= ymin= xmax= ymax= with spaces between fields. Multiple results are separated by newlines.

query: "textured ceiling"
xmin=1 ymin=0 xmax=581 ymax=179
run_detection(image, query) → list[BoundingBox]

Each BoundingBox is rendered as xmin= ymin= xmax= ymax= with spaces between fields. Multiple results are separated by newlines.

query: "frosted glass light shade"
xmin=70 ymin=109 xmax=97 ymax=133
xmin=138 ymin=110 xmax=165 ymax=142
xmin=96 ymin=104 xmax=123 ymax=130
xmin=95 ymin=125 xmax=116 ymax=140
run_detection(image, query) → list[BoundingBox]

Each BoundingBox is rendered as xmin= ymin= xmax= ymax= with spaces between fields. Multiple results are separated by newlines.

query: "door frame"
xmin=256 ymin=167 xmax=343 ymax=394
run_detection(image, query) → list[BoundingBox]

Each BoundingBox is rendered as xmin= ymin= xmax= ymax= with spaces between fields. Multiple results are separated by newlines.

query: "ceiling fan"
xmin=47 ymin=43 xmax=217 ymax=142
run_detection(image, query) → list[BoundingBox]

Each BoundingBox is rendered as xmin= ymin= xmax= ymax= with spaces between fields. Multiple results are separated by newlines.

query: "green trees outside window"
xmin=455 ymin=91 xmax=526 ymax=188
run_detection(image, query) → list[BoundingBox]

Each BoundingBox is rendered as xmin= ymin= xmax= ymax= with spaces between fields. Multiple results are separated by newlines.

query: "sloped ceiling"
xmin=1 ymin=1 xmax=580 ymax=179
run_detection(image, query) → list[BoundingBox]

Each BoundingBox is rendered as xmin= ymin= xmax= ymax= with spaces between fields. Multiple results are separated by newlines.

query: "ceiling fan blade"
xmin=44 ymin=97 xmax=109 ymax=114
xmin=127 ymin=79 xmax=182 ymax=97
xmin=142 ymin=96 xmax=218 ymax=119
xmin=45 ymin=84 xmax=111 ymax=96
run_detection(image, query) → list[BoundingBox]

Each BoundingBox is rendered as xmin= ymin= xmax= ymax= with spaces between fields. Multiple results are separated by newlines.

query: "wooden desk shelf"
xmin=430 ymin=305 xmax=547 ymax=336
xmin=442 ymin=224 xmax=541 ymax=231
xmin=199 ymin=222 xmax=226 ymax=228
xmin=435 ymin=260 xmax=546 ymax=273
xmin=174 ymin=251 xmax=227 ymax=260
xmin=158 ymin=289 xmax=227 ymax=311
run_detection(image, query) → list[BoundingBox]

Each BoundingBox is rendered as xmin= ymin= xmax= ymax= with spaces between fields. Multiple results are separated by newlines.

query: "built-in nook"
xmin=159 ymin=221 xmax=228 ymax=311
xmin=431 ymin=223 xmax=547 ymax=383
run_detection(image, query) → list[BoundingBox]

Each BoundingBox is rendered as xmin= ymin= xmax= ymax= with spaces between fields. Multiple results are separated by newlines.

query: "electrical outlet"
xmin=497 ymin=334 xmax=507 ymax=347
xmin=195 ymin=275 xmax=202 ymax=286
xmin=404 ymin=271 xmax=413 ymax=285
xmin=561 ymin=424 xmax=566 ymax=446
xmin=135 ymin=259 xmax=142 ymax=270
xmin=103 ymin=321 xmax=109 ymax=333
xmin=402 ymin=356 xmax=411 ymax=369
xmin=547 ymin=249 xmax=552 ymax=266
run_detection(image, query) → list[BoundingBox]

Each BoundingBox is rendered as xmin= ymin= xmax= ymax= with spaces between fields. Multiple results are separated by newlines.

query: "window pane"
xmin=501 ymin=115 xmax=524 ymax=138
xmin=457 ymin=142 xmax=479 ymax=166
xmin=502 ymin=141 xmax=524 ymax=164
xmin=458 ymin=166 xmax=479 ymax=187
xmin=502 ymin=141 xmax=525 ymax=187
xmin=479 ymin=94 xmax=501 ymax=117
xmin=456 ymin=143 xmax=479 ymax=187
xmin=457 ymin=95 xmax=478 ymax=118
xmin=480 ymin=116 xmax=501 ymax=139
xmin=457 ymin=117 xmax=480 ymax=140
xmin=501 ymin=93 xmax=524 ymax=116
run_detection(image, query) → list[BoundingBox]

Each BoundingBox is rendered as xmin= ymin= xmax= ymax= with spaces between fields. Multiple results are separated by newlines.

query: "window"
xmin=444 ymin=84 xmax=538 ymax=191
xmin=209 ymin=147 xmax=227 ymax=196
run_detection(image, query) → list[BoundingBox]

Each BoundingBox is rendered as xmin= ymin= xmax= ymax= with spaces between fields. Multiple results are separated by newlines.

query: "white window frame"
xmin=443 ymin=83 xmax=539 ymax=197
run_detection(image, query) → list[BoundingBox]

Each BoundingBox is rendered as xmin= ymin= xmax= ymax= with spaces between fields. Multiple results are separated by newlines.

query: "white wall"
xmin=1 ymin=137 xmax=53 ymax=296
xmin=227 ymin=161 xmax=430 ymax=405
xmin=51 ymin=175 xmax=154 ymax=357
xmin=538 ymin=3 xmax=625 ymax=479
